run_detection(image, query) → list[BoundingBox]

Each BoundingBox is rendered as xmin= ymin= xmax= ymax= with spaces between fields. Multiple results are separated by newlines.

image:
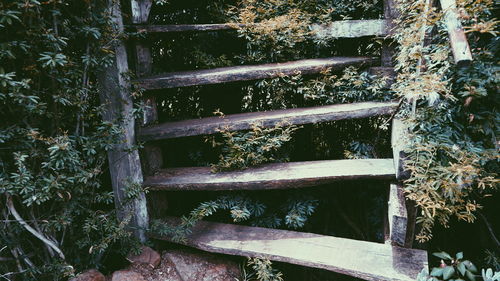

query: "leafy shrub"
xmin=417 ymin=251 xmax=500 ymax=281
xmin=208 ymin=122 xmax=300 ymax=172
xmin=0 ymin=0 xmax=142 ymax=279
xmin=393 ymin=0 xmax=499 ymax=242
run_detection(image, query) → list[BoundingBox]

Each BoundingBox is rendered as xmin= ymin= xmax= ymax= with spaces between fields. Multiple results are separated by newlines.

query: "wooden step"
xmin=131 ymin=19 xmax=392 ymax=38
xmin=143 ymin=159 xmax=396 ymax=191
xmin=133 ymin=57 xmax=374 ymax=90
xmin=139 ymin=101 xmax=398 ymax=141
xmin=154 ymin=218 xmax=428 ymax=281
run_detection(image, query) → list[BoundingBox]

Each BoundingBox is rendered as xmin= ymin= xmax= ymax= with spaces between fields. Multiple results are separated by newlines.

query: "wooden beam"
xmin=139 ymin=101 xmax=398 ymax=141
xmin=98 ymin=0 xmax=148 ymax=242
xmin=131 ymin=0 xmax=152 ymax=23
xmin=387 ymin=184 xmax=408 ymax=246
xmin=381 ymin=0 xmax=399 ymax=67
xmin=311 ymin=19 xmax=392 ymax=38
xmin=131 ymin=20 xmax=392 ymax=38
xmin=154 ymin=218 xmax=428 ymax=281
xmin=133 ymin=57 xmax=374 ymax=90
xmin=391 ymin=118 xmax=410 ymax=180
xmin=130 ymin=0 xmax=168 ymax=219
xmin=439 ymin=0 xmax=473 ymax=66
xmin=143 ymin=159 xmax=396 ymax=191
xmin=132 ymin=23 xmax=244 ymax=33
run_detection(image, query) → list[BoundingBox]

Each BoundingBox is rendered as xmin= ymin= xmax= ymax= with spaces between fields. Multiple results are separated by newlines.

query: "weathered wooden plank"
xmin=131 ymin=0 xmax=152 ymax=23
xmin=139 ymin=101 xmax=398 ymax=141
xmin=381 ymin=0 xmax=399 ymax=67
xmin=391 ymin=118 xmax=410 ymax=180
xmin=132 ymin=20 xmax=392 ymax=38
xmin=155 ymin=218 xmax=428 ymax=281
xmin=311 ymin=19 xmax=392 ymax=39
xmin=387 ymin=184 xmax=408 ymax=246
xmin=133 ymin=57 xmax=374 ymax=90
xmin=132 ymin=23 xmax=244 ymax=32
xmin=439 ymin=0 xmax=473 ymax=66
xmin=130 ymin=0 xmax=168 ymax=219
xmin=143 ymin=159 xmax=396 ymax=191
xmin=98 ymin=0 xmax=148 ymax=242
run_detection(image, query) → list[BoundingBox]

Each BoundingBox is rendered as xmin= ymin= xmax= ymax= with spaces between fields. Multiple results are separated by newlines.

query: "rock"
xmin=111 ymin=270 xmax=146 ymax=281
xmin=69 ymin=269 xmax=105 ymax=281
xmin=127 ymin=246 xmax=161 ymax=268
xmin=127 ymin=248 xmax=241 ymax=281
xmin=163 ymin=249 xmax=241 ymax=281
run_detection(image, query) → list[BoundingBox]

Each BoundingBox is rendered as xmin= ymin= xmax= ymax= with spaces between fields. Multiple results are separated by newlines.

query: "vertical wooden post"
xmin=381 ymin=0 xmax=399 ymax=67
xmin=389 ymin=117 xmax=418 ymax=248
xmin=439 ymin=0 xmax=472 ymax=66
xmin=98 ymin=0 xmax=148 ymax=242
xmin=130 ymin=0 xmax=168 ymax=217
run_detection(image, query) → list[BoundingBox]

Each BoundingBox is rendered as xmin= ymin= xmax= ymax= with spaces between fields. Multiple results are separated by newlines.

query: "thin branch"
xmin=478 ymin=211 xmax=500 ymax=250
xmin=6 ymin=195 xmax=65 ymax=260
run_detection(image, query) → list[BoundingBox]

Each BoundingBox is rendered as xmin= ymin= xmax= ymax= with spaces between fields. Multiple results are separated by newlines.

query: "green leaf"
xmin=456 ymin=252 xmax=463 ymax=260
xmin=457 ymin=262 xmax=466 ymax=275
xmin=431 ymin=267 xmax=444 ymax=277
xmin=443 ymin=266 xmax=455 ymax=280
xmin=463 ymin=261 xmax=478 ymax=273
xmin=433 ymin=251 xmax=453 ymax=260
xmin=465 ymin=270 xmax=476 ymax=281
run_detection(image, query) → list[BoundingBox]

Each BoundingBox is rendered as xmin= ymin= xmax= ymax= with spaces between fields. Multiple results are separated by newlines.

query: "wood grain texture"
xmin=139 ymin=101 xmax=398 ymax=141
xmin=98 ymin=0 xmax=148 ymax=242
xmin=391 ymin=118 xmax=410 ymax=180
xmin=439 ymin=0 xmax=472 ymax=65
xmin=131 ymin=0 xmax=152 ymax=24
xmin=311 ymin=19 xmax=392 ymax=39
xmin=388 ymin=184 xmax=408 ymax=247
xmin=143 ymin=159 xmax=396 ymax=191
xmin=133 ymin=57 xmax=374 ymax=90
xmin=132 ymin=20 xmax=392 ymax=38
xmin=381 ymin=0 xmax=399 ymax=67
xmin=155 ymin=218 xmax=428 ymax=281
xmin=132 ymin=23 xmax=244 ymax=32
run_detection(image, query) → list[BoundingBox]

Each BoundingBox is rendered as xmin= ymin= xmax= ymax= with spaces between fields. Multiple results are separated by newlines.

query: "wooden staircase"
xmin=92 ymin=0 xmax=486 ymax=279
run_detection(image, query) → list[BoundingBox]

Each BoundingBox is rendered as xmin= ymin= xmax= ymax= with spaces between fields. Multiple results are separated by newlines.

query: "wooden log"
xmin=139 ymin=101 xmax=398 ymax=141
xmin=98 ymin=0 xmax=148 ymax=242
xmin=381 ymin=0 xmax=399 ymax=67
xmin=154 ymin=218 xmax=428 ymax=281
xmin=131 ymin=0 xmax=152 ymax=23
xmin=130 ymin=0 xmax=168 ymax=219
xmin=439 ymin=0 xmax=473 ymax=66
xmin=391 ymin=118 xmax=410 ymax=180
xmin=132 ymin=23 xmax=245 ymax=33
xmin=133 ymin=57 xmax=374 ymax=90
xmin=311 ymin=19 xmax=392 ymax=39
xmin=130 ymin=0 xmax=163 ymax=175
xmin=143 ymin=159 xmax=396 ymax=191
xmin=387 ymin=184 xmax=408 ymax=246
xmin=131 ymin=19 xmax=392 ymax=38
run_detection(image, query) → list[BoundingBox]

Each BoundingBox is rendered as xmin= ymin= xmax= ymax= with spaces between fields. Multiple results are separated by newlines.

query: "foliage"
xmin=482 ymin=268 xmax=500 ymax=281
xmin=0 ymin=0 xmax=142 ymax=279
xmin=208 ymin=122 xmax=300 ymax=172
xmin=164 ymin=194 xmax=319 ymax=232
xmin=227 ymin=0 xmax=381 ymax=63
xmin=245 ymin=258 xmax=284 ymax=281
xmin=416 ymin=251 xmax=500 ymax=281
xmin=393 ymin=0 xmax=499 ymax=241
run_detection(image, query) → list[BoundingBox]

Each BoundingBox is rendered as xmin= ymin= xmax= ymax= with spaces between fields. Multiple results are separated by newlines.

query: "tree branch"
xmin=6 ymin=195 xmax=65 ymax=260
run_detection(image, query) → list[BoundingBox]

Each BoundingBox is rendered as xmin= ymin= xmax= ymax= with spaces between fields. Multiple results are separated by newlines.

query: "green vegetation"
xmin=1 ymin=0 xmax=498 ymax=280
xmin=0 ymin=1 xmax=141 ymax=279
